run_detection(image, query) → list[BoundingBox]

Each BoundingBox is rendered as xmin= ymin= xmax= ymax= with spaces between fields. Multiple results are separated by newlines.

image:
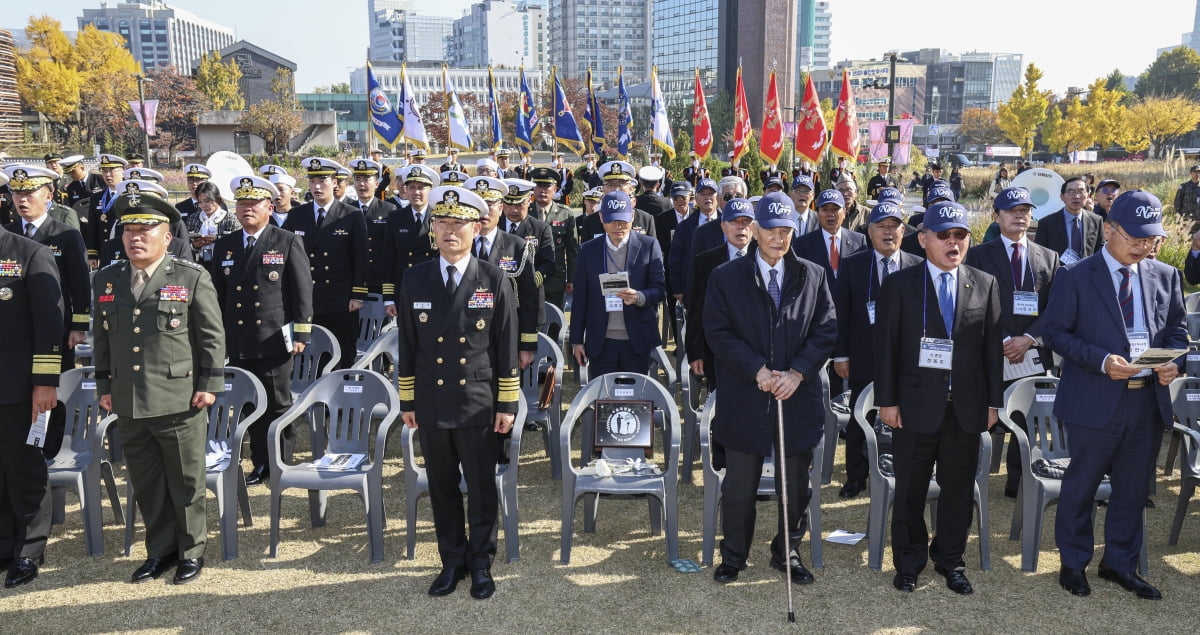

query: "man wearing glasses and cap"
xmin=867 ymin=158 xmax=897 ymax=200
xmin=1092 ymin=179 xmax=1120 ymax=220
xmin=85 ymin=154 xmax=130 ymax=264
xmin=1043 ymin=191 xmax=1186 ymax=601
xmin=668 ymin=177 xmax=719 ymax=304
xmin=382 ymin=165 xmax=442 ymax=309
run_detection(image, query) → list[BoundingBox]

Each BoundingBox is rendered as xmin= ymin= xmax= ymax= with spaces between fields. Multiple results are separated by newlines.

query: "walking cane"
xmin=776 ymin=396 xmax=796 ymax=623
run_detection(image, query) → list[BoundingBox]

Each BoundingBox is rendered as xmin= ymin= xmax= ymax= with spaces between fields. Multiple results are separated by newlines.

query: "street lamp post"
xmin=135 ymin=74 xmax=153 ymax=168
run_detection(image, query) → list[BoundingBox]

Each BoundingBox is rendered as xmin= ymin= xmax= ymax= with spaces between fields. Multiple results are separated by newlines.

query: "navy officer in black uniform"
xmin=382 ymin=165 xmax=441 ymax=313
xmin=397 ymin=185 xmax=519 ymax=600
xmin=346 ymin=158 xmax=399 ymax=295
xmin=212 ymin=176 xmax=314 ymax=486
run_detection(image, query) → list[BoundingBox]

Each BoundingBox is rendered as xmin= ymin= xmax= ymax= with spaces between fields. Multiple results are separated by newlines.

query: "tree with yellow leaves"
xmin=194 ymin=51 xmax=245 ymax=111
xmin=1125 ymin=96 xmax=1200 ymax=159
xmin=1041 ymin=96 xmax=1090 ymax=155
xmin=998 ymin=64 xmax=1051 ymax=157
xmin=1081 ymin=77 xmax=1133 ymax=153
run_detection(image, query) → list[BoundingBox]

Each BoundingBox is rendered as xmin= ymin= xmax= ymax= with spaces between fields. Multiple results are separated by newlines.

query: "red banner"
xmin=692 ymin=69 xmax=713 ymax=160
xmin=795 ymin=74 xmax=827 ymax=163
xmin=759 ymin=68 xmax=784 ymax=165
xmin=731 ymin=66 xmax=753 ymax=165
xmin=830 ymin=68 xmax=859 ymax=162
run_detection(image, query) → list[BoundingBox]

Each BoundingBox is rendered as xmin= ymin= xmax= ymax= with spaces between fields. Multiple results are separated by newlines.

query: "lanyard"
xmin=922 ymin=272 xmax=929 ymax=338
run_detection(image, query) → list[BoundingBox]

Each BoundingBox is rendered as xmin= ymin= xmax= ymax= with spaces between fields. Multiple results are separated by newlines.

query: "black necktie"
xmin=24 ymin=223 xmax=35 ymax=238
xmin=509 ymin=221 xmax=518 ymax=233
xmin=317 ymin=207 xmax=326 ymax=227
xmin=246 ymin=235 xmax=256 ymax=251
xmin=477 ymin=237 xmax=489 ymax=260
xmin=445 ymin=264 xmax=458 ymax=297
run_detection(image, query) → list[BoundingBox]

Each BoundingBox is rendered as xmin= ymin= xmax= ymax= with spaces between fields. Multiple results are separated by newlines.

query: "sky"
xmin=17 ymin=0 xmax=1200 ymax=95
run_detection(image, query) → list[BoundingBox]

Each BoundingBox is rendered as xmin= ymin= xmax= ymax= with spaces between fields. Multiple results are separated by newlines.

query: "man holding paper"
xmin=964 ymin=186 xmax=1060 ymax=497
xmin=1043 ymin=191 xmax=1187 ymax=600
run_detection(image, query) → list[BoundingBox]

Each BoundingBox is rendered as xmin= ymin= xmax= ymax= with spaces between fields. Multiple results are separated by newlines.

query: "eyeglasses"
xmin=1112 ymin=224 xmax=1157 ymax=248
xmin=932 ymin=229 xmax=970 ymax=241
xmin=1099 ymin=186 xmax=1119 ymax=194
xmin=1064 ymin=188 xmax=1088 ymax=195
xmin=722 ymin=193 xmax=735 ymax=202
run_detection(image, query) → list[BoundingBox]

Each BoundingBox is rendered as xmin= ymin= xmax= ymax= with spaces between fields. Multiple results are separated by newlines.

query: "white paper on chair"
xmin=205 ymin=440 xmax=230 ymax=470
xmin=312 ymin=453 xmax=366 ymax=470
xmin=824 ymin=529 xmax=866 ymax=545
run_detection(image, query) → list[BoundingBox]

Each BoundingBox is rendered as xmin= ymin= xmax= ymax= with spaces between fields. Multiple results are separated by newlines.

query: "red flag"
xmin=692 ymin=68 xmax=713 ymax=160
xmin=795 ymin=73 xmax=827 ymax=163
xmin=831 ymin=68 xmax=860 ymax=161
xmin=759 ymin=68 xmax=784 ymax=165
xmin=731 ymin=65 xmax=753 ymax=165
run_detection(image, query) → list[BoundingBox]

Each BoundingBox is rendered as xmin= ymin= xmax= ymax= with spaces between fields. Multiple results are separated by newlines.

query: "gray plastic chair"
xmin=351 ymin=328 xmax=399 ymax=386
xmin=854 ymin=383 xmax=992 ymax=571
xmin=1188 ymin=313 xmax=1200 ymax=343
xmin=267 ymin=369 xmax=400 ymax=563
xmin=698 ymin=391 xmax=826 ymax=568
xmin=1185 ymin=292 xmax=1200 ymax=314
xmin=679 ymin=352 xmax=707 ymax=485
xmin=400 ymin=397 xmax=529 ymax=563
xmin=577 ymin=345 xmax=676 ymax=396
xmin=541 ymin=300 xmax=567 ymax=352
xmin=1000 ymin=376 xmax=1147 ymax=573
xmin=205 ymin=368 xmax=267 ymax=560
xmin=355 ymin=293 xmax=392 ymax=356
xmin=523 ymin=333 xmax=565 ymax=479
xmin=290 ymin=323 xmax=341 ymax=398
xmin=819 ymin=369 xmax=851 ymax=485
xmin=47 ymin=367 xmax=121 ymax=556
xmin=1168 ymin=377 xmax=1200 ymax=545
xmin=559 ymin=373 xmax=681 ymax=564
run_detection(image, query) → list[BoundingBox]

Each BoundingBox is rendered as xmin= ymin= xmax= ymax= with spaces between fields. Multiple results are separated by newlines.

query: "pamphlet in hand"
xmin=1129 ymin=348 xmax=1188 ymax=370
xmin=312 ymin=453 xmax=367 ymax=471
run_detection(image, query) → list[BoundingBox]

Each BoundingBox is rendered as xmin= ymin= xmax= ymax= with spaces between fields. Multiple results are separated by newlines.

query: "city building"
xmin=901 ymin=49 xmax=1022 ymax=125
xmin=719 ymin=0 xmax=797 ymax=127
xmin=796 ymin=0 xmax=831 ymax=72
xmin=448 ymin=1 xmax=546 ymax=70
xmin=195 ymin=109 xmax=335 ymax=156
xmin=195 ymin=41 xmax=296 ymax=107
xmin=78 ymin=0 xmax=234 ymax=73
xmin=651 ymin=0 xmax=719 ymax=108
xmin=0 ymin=29 xmax=19 ymax=146
xmin=548 ymin=0 xmax=653 ymax=84
xmin=811 ymin=59 xmax=928 ymax=142
xmin=368 ymin=0 xmax=454 ymax=63
xmin=1158 ymin=0 xmax=1200 ymax=56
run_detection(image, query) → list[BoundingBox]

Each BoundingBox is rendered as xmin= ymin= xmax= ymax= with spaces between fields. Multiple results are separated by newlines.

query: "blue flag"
xmin=488 ymin=66 xmax=502 ymax=151
xmin=584 ymin=68 xmax=606 ymax=156
xmin=552 ymin=68 xmax=586 ymax=157
xmin=367 ymin=63 xmax=401 ymax=148
xmin=617 ymin=67 xmax=632 ymax=160
xmin=515 ymin=67 xmax=539 ymax=156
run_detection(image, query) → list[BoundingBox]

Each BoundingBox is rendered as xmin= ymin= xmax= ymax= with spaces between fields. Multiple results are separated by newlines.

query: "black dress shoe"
xmin=1004 ymin=485 xmax=1019 ymax=499
xmin=1097 ymin=563 xmax=1162 ymax=600
xmin=893 ymin=573 xmax=917 ymax=592
xmin=933 ymin=564 xmax=973 ymax=595
xmin=838 ymin=480 xmax=865 ymax=499
xmin=1145 ymin=498 xmax=1155 ymax=509
xmin=1058 ymin=567 xmax=1090 ymax=596
xmin=173 ymin=558 xmax=204 ymax=585
xmin=244 ymin=465 xmax=269 ymax=486
xmin=770 ymin=554 xmax=815 ymax=585
xmin=523 ymin=421 xmax=541 ymax=432
xmin=428 ymin=566 xmax=467 ymax=596
xmin=469 ymin=568 xmax=495 ymax=599
xmin=4 ymin=557 xmax=42 ymax=588
xmin=131 ymin=557 xmax=177 ymax=584
xmin=712 ymin=562 xmax=743 ymax=584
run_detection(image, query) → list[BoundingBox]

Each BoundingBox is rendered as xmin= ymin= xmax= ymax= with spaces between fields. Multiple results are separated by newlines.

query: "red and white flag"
xmin=692 ymin=68 xmax=713 ymax=160
xmin=731 ymin=65 xmax=753 ymax=165
xmin=830 ymin=68 xmax=859 ymax=161
xmin=795 ymin=73 xmax=827 ymax=163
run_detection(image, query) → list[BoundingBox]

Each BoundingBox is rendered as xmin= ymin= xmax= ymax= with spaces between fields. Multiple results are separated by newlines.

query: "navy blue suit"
xmin=1033 ymin=209 xmax=1103 ymax=258
xmin=683 ymin=220 xmax=726 ymax=298
xmin=1042 ymin=251 xmax=1188 ymax=573
xmin=792 ymin=227 xmax=868 ymax=283
xmin=666 ymin=212 xmax=709 ymax=298
xmin=569 ymin=233 xmax=665 ymax=376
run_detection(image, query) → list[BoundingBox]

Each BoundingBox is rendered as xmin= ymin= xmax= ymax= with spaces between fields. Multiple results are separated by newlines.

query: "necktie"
xmin=939 ymin=272 xmax=955 ymax=336
xmin=246 ymin=235 xmax=256 ymax=251
xmin=477 ymin=237 xmax=489 ymax=260
xmin=414 ymin=211 xmax=423 ymax=225
xmin=445 ymin=265 xmax=458 ymax=297
xmin=829 ymin=235 xmax=840 ymax=274
xmin=132 ymin=269 xmax=149 ymax=299
xmin=316 ymin=207 xmax=326 ymax=227
xmin=24 ymin=223 xmax=35 ymax=238
xmin=881 ymin=256 xmax=892 ymax=284
xmin=509 ymin=221 xmax=518 ymax=234
xmin=767 ymin=268 xmax=781 ymax=308
xmin=1118 ymin=267 xmax=1134 ymax=328
xmin=1070 ymin=216 xmax=1082 ymax=254
xmin=735 ymin=249 xmax=745 ymax=258
xmin=1010 ymin=243 xmax=1024 ymax=289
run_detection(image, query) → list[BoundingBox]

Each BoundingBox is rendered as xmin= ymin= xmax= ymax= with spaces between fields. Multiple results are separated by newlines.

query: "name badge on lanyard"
xmin=1128 ymin=330 xmax=1150 ymax=359
xmin=866 ymin=301 xmax=876 ymax=325
xmin=919 ymin=337 xmax=954 ymax=370
xmin=1060 ymin=248 xmax=1080 ymax=265
xmin=1013 ymin=291 xmax=1039 ymax=316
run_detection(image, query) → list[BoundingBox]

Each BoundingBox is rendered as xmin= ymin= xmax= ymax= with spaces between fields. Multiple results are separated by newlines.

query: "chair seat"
xmin=573 ymin=473 xmax=668 ymax=496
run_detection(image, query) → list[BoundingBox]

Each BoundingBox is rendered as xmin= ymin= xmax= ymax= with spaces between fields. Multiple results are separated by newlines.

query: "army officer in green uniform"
xmin=92 ymin=191 xmax=225 ymax=585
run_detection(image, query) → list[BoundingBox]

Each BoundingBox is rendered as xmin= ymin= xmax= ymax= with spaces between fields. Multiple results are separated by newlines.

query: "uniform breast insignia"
xmin=98 ymin=293 xmax=115 ymax=303
xmin=527 ymin=237 xmax=539 ymax=248
xmin=0 ymin=287 xmax=12 ymax=301
xmin=0 ymin=260 xmax=23 ymax=277
xmin=105 ymin=282 xmax=114 ymax=294
xmin=552 ymin=220 xmax=566 ymax=227
xmin=159 ymin=285 xmax=190 ymax=302
xmin=497 ymin=257 xmax=517 ymax=273
xmin=333 ymin=229 xmax=349 ymax=236
xmin=419 ymin=312 xmax=428 ymax=323
xmin=263 ymin=252 xmax=285 ymax=265
xmin=476 ymin=318 xmax=486 ymax=330
xmin=294 ymin=230 xmax=305 ymax=236
xmin=268 ymin=271 xmax=280 ymax=281
xmin=467 ymin=289 xmax=495 ymax=310
xmin=169 ymin=317 xmax=181 ymax=328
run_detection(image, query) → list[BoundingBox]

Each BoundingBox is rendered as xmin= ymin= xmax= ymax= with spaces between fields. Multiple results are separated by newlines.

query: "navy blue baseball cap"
xmin=924 ymin=185 xmax=954 ymax=206
xmin=754 ymin=192 xmax=798 ymax=230
xmin=876 ymin=186 xmax=903 ymax=204
xmin=599 ymin=191 xmax=635 ymax=223
xmin=670 ymin=182 xmax=694 ymax=197
xmin=791 ymin=174 xmax=815 ymax=191
xmin=696 ymin=178 xmax=718 ymax=193
xmin=764 ymin=175 xmax=785 ymax=191
xmin=994 ymin=187 xmax=1034 ymax=211
xmin=816 ymin=189 xmax=845 ymax=209
xmin=721 ymin=197 xmax=754 ymax=222
xmin=923 ymin=201 xmax=970 ymax=232
xmin=868 ymin=202 xmax=905 ymax=224
xmin=1108 ymin=190 xmax=1166 ymax=238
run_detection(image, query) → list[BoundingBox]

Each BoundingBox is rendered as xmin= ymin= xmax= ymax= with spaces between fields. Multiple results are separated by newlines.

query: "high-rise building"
xmin=902 ymin=49 xmax=1022 ymax=125
xmin=0 ymin=29 xmax=19 ymax=146
xmin=796 ymin=0 xmax=831 ymax=73
xmin=1158 ymin=0 xmax=1200 ymax=56
xmin=78 ymin=0 xmax=234 ymax=73
xmin=369 ymin=0 xmax=454 ymax=63
xmin=811 ymin=60 xmax=928 ymax=142
xmin=548 ymin=0 xmax=653 ymax=84
xmin=718 ymin=0 xmax=797 ymax=127
xmin=448 ymin=1 xmax=546 ymax=70
xmin=651 ymin=0 xmax=719 ymax=108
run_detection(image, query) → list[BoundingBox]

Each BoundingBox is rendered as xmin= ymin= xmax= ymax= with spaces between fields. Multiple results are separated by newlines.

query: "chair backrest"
xmin=293 ymin=369 xmax=400 ymax=456
xmin=350 ymin=328 xmax=399 ymax=384
xmin=561 ymin=372 xmax=681 ymax=471
xmin=679 ymin=353 xmax=705 ymax=415
xmin=647 ymin=346 xmax=678 ymax=396
xmin=207 ymin=367 xmax=268 ymax=446
xmin=541 ymin=301 xmax=567 ymax=350
xmin=356 ymin=293 xmax=390 ymax=353
xmin=523 ymin=332 xmax=565 ymax=400
xmin=1188 ymin=313 xmax=1200 ymax=343
xmin=1003 ymin=376 xmax=1066 ymax=461
xmin=55 ymin=367 xmax=107 ymax=458
xmin=1170 ymin=376 xmax=1200 ymax=433
xmin=1186 ymin=292 xmax=1200 ymax=314
xmin=852 ymin=383 xmax=887 ymax=476
xmin=291 ymin=324 xmax=342 ymax=396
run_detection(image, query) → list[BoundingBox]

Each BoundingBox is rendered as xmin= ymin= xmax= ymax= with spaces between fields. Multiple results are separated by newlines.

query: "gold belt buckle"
xmin=1127 ymin=378 xmax=1148 ymax=390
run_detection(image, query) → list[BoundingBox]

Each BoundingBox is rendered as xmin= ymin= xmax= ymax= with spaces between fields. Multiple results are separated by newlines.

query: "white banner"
xmin=129 ymin=100 xmax=159 ymax=136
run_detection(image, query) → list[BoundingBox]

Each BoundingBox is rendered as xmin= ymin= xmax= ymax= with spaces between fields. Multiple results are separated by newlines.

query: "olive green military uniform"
xmin=531 ymin=200 xmax=579 ymax=309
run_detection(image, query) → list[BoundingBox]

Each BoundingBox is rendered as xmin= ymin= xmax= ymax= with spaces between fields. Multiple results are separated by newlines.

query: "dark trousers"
xmin=719 ymin=444 xmax=813 ymax=568
xmin=118 ymin=409 xmax=208 ymax=560
xmin=0 ymin=402 xmax=50 ymax=560
xmin=229 ymin=354 xmax=294 ymax=470
xmin=1056 ymin=385 xmax=1161 ymax=573
xmin=314 ymin=310 xmax=358 ymax=370
xmin=844 ymin=379 xmax=871 ymax=486
xmin=418 ymin=425 xmax=499 ymax=570
xmin=891 ymin=404 xmax=979 ymax=575
xmin=588 ymin=338 xmax=651 ymax=378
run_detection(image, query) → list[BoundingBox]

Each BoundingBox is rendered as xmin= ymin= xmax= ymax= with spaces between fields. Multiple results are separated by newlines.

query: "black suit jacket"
xmin=505 ymin=215 xmax=556 ymax=291
xmin=683 ymin=219 xmax=727 ymax=298
xmin=875 ymin=262 xmax=1004 ymax=434
xmin=1033 ymin=209 xmax=1103 ymax=258
xmin=479 ymin=230 xmax=541 ymax=351
xmin=175 ymin=198 xmax=198 ymax=222
xmin=352 ymin=198 xmax=399 ymax=294
xmin=792 ymin=227 xmax=868 ymax=283
xmin=0 ymin=227 xmax=64 ymax=403
xmin=282 ymin=200 xmax=369 ymax=313
xmin=963 ymin=237 xmax=1060 ymax=345
xmin=380 ymin=204 xmax=437 ymax=301
xmin=832 ymin=249 xmax=923 ymax=384
xmin=685 ymin=243 xmax=745 ymax=380
xmin=636 ymin=193 xmax=672 ymax=218
xmin=1185 ymin=250 xmax=1200 ymax=286
xmin=211 ymin=226 xmax=314 ymax=360
xmin=7 ymin=218 xmax=89 ymax=336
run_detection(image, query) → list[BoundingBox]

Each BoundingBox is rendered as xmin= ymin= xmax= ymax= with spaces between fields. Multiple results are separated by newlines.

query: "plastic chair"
xmin=698 ymin=391 xmax=826 ymax=568
xmin=854 ymin=384 xmax=992 ymax=571
xmin=577 ymin=345 xmax=676 ymax=396
xmin=679 ymin=352 xmax=707 ymax=485
xmin=205 ymin=368 xmax=267 ymax=560
xmin=355 ymin=293 xmax=391 ymax=355
xmin=290 ymin=324 xmax=341 ymax=398
xmin=541 ymin=300 xmax=567 ymax=353
xmin=351 ymin=328 xmax=399 ymax=386
xmin=46 ymin=367 xmax=121 ymax=557
xmin=559 ymin=373 xmax=681 ymax=564
xmin=400 ymin=397 xmax=529 ymax=563
xmin=267 ymin=369 xmax=400 ymax=563
xmin=1185 ymin=292 xmax=1200 ymax=314
xmin=1000 ymin=377 xmax=1147 ymax=573
xmin=523 ymin=333 xmax=565 ymax=479
xmin=1168 ymin=377 xmax=1200 ymax=545
xmin=819 ymin=368 xmax=851 ymax=485
xmin=1187 ymin=313 xmax=1200 ymax=343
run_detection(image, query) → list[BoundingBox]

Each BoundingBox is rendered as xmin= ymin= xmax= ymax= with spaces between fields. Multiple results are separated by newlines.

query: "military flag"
xmin=830 ymin=68 xmax=860 ymax=161
xmin=398 ymin=63 xmax=429 ymax=151
xmin=583 ymin=68 xmax=606 ymax=156
xmin=692 ymin=68 xmax=713 ymax=160
xmin=366 ymin=62 xmax=401 ymax=148
xmin=649 ymin=66 xmax=675 ymax=160
xmin=616 ymin=66 xmax=633 ymax=160
xmin=759 ymin=67 xmax=784 ymax=165
xmin=487 ymin=66 xmax=502 ymax=150
xmin=795 ymin=72 xmax=828 ymax=163
xmin=515 ymin=66 xmax=539 ymax=156
xmin=731 ymin=64 xmax=753 ymax=165
xmin=551 ymin=67 xmax=586 ymax=156
xmin=443 ymin=65 xmax=473 ymax=152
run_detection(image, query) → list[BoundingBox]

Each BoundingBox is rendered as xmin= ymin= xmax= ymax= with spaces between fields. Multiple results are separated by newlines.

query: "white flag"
xmin=444 ymin=66 xmax=473 ymax=152
xmin=649 ymin=66 xmax=675 ymax=160
xmin=398 ymin=64 xmax=428 ymax=151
